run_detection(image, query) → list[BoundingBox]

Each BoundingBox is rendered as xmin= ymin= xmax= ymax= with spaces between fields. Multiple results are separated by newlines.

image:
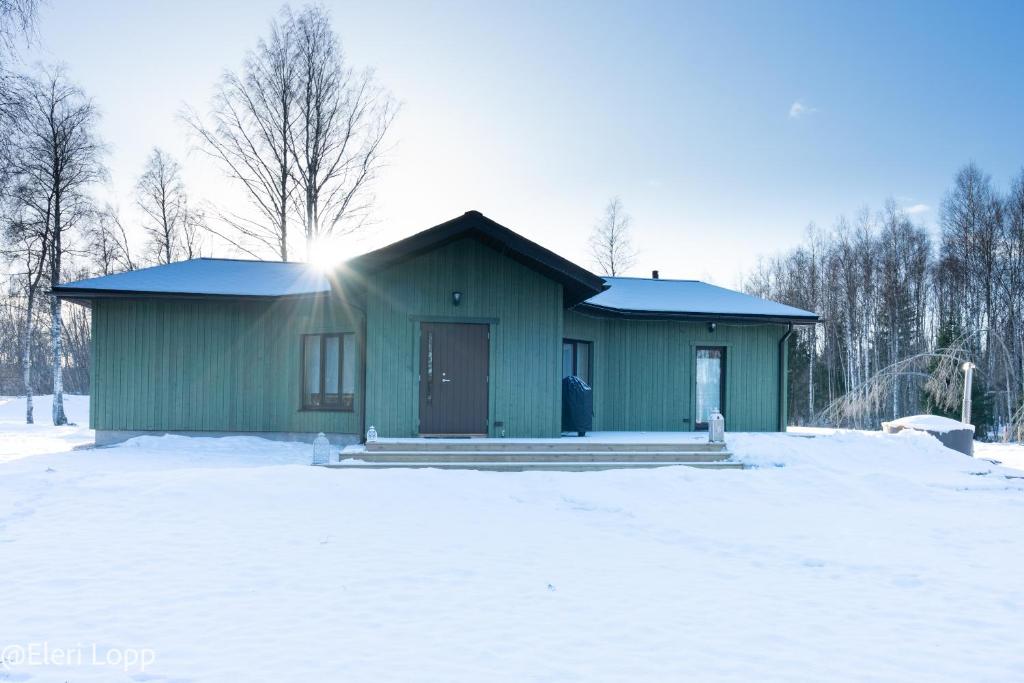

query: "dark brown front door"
xmin=419 ymin=322 xmax=489 ymax=435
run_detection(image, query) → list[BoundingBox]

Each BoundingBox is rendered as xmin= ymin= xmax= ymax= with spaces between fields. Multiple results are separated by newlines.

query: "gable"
xmin=347 ymin=211 xmax=605 ymax=306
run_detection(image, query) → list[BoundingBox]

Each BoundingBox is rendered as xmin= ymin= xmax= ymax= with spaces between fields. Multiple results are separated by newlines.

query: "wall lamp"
xmin=452 ymin=291 xmax=462 ymax=307
xmin=708 ymin=322 xmax=717 ymax=333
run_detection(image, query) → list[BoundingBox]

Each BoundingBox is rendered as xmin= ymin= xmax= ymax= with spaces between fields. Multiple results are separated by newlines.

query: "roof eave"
xmin=50 ymin=286 xmax=332 ymax=304
xmin=574 ymin=302 xmax=819 ymax=325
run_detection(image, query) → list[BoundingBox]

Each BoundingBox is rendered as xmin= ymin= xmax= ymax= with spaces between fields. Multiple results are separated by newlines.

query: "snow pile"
xmin=883 ymin=413 xmax=975 ymax=434
xmin=0 ymin=407 xmax=1023 ymax=681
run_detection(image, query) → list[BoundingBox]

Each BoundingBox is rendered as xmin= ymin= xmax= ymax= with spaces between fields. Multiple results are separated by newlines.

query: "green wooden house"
xmin=54 ymin=211 xmax=817 ymax=446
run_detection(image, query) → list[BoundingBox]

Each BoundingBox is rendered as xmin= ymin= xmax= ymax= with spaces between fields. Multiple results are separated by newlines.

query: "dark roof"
xmin=51 ymin=211 xmax=818 ymax=323
xmin=347 ymin=211 xmax=607 ymax=306
xmin=51 ymin=258 xmax=330 ymax=303
xmin=578 ymin=276 xmax=818 ymax=324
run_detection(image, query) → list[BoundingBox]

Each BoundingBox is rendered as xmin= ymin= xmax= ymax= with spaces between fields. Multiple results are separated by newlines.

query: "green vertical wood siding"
xmin=564 ymin=310 xmax=787 ymax=432
xmin=91 ymin=296 xmax=363 ymax=434
xmin=89 ymin=239 xmax=789 ymax=437
xmin=364 ymin=237 xmax=563 ymax=437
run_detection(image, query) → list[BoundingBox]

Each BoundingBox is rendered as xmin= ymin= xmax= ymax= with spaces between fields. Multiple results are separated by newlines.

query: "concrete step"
xmin=325 ymin=460 xmax=744 ymax=471
xmin=351 ymin=450 xmax=732 ymax=463
xmin=365 ymin=440 xmax=727 ymax=453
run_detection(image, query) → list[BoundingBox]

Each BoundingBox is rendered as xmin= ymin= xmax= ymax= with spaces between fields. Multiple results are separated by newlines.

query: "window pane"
xmin=304 ymin=335 xmax=321 ymax=406
xmin=696 ymin=347 xmax=724 ymax=425
xmin=323 ymin=336 xmax=340 ymax=404
xmin=577 ymin=342 xmax=591 ymax=385
xmin=562 ymin=342 xmax=573 ymax=379
xmin=342 ymin=334 xmax=356 ymax=409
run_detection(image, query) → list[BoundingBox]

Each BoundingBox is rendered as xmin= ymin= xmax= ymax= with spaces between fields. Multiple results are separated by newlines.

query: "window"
xmin=302 ymin=333 xmax=356 ymax=411
xmin=562 ymin=339 xmax=592 ymax=385
xmin=695 ymin=346 xmax=726 ymax=429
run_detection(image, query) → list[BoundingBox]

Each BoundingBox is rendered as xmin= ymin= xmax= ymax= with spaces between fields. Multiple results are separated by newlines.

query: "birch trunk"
xmin=22 ymin=291 xmax=35 ymax=424
xmin=807 ymin=324 xmax=815 ymax=419
xmin=50 ymin=293 xmax=66 ymax=425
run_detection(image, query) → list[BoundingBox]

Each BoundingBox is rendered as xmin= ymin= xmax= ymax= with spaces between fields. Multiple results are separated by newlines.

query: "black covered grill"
xmin=561 ymin=375 xmax=593 ymax=436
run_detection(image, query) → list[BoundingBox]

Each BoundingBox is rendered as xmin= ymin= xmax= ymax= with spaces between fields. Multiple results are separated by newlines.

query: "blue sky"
xmin=21 ymin=0 xmax=1024 ymax=284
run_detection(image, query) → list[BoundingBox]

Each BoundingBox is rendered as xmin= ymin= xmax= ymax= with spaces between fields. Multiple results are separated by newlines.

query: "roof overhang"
xmin=346 ymin=211 xmax=607 ymax=306
xmin=50 ymin=287 xmax=332 ymax=308
xmin=574 ymin=302 xmax=820 ymax=325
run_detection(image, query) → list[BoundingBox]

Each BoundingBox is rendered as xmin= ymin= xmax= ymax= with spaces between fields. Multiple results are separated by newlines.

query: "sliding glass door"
xmin=695 ymin=346 xmax=726 ymax=430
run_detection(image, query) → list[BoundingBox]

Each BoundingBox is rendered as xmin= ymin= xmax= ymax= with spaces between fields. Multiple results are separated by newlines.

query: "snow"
xmin=976 ymin=440 xmax=1024 ymax=471
xmin=585 ymin=276 xmax=818 ymax=320
xmin=54 ymin=258 xmax=330 ymax=298
xmin=2 ymin=400 xmax=1024 ymax=681
xmin=54 ymin=262 xmax=818 ymax=322
xmin=0 ymin=394 xmax=92 ymax=463
xmin=883 ymin=414 xmax=975 ymax=434
xmin=377 ymin=431 xmax=716 ymax=445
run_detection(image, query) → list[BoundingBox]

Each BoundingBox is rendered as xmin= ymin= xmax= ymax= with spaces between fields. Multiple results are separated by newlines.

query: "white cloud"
xmin=904 ymin=203 xmax=929 ymax=215
xmin=789 ymin=100 xmax=817 ymax=119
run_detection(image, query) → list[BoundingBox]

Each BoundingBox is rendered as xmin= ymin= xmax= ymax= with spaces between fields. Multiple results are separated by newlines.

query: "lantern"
xmin=366 ymin=425 xmax=378 ymax=443
xmin=708 ymin=409 xmax=725 ymax=444
xmin=312 ymin=432 xmax=331 ymax=465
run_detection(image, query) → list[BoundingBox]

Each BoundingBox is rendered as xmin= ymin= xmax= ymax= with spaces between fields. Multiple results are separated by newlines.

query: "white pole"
xmin=961 ymin=362 xmax=975 ymax=425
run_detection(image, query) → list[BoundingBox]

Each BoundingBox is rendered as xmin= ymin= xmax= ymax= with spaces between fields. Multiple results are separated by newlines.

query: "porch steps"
xmin=347 ymin=450 xmax=730 ymax=463
xmin=329 ymin=438 xmax=740 ymax=470
xmin=364 ymin=440 xmax=728 ymax=453
xmin=327 ymin=460 xmax=743 ymax=471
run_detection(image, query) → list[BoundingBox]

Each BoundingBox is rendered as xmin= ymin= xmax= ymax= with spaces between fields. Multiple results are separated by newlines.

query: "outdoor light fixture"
xmin=708 ymin=322 xmax=717 ymax=333
xmin=452 ymin=291 xmax=462 ymax=306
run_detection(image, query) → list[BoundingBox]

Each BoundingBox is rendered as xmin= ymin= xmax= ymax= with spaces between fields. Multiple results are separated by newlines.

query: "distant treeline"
xmin=746 ymin=163 xmax=1024 ymax=438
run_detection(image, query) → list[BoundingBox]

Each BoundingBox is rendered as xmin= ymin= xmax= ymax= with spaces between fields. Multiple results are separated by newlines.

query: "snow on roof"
xmin=583 ymin=277 xmax=818 ymax=321
xmin=56 ymin=258 xmax=330 ymax=298
xmin=884 ymin=414 xmax=975 ymax=434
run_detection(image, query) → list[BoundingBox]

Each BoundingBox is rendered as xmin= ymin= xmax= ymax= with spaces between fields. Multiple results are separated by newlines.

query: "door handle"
xmin=441 ymin=378 xmax=452 ymax=383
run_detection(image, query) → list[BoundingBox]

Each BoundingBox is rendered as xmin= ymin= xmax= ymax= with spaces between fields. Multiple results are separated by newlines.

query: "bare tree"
xmin=86 ymin=203 xmax=137 ymax=275
xmin=1 ymin=177 xmax=50 ymax=423
xmin=184 ymin=5 xmax=395 ymax=261
xmin=182 ymin=9 xmax=297 ymax=260
xmin=0 ymin=0 xmax=37 ymax=63
xmin=0 ymin=1 xmax=40 ymax=200
xmin=9 ymin=67 xmax=106 ymax=425
xmin=288 ymin=5 xmax=396 ymax=256
xmin=590 ymin=197 xmax=636 ymax=276
xmin=137 ymin=147 xmax=204 ymax=264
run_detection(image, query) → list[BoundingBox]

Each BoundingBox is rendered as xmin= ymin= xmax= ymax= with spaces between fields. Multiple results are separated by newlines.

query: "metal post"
xmin=961 ymin=362 xmax=975 ymax=425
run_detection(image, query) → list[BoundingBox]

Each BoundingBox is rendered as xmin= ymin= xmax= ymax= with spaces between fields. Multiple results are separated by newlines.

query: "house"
xmin=54 ymin=211 xmax=817 ymax=446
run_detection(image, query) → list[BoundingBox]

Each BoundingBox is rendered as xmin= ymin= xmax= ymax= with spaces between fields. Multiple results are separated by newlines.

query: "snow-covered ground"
xmin=0 ymin=394 xmax=92 ymax=463
xmin=1 ymin=397 xmax=1023 ymax=682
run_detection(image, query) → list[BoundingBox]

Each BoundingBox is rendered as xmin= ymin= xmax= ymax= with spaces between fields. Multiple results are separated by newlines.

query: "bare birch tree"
xmin=0 ymin=0 xmax=37 ymax=62
xmin=590 ymin=197 xmax=636 ymax=276
xmin=182 ymin=10 xmax=297 ymax=260
xmin=86 ymin=203 xmax=136 ymax=275
xmin=9 ymin=67 xmax=106 ymax=425
xmin=185 ymin=5 xmax=395 ymax=261
xmin=288 ymin=5 xmax=396 ymax=256
xmin=137 ymin=147 xmax=204 ymax=264
xmin=0 ymin=0 xmax=39 ymax=199
xmin=1 ymin=176 xmax=50 ymax=422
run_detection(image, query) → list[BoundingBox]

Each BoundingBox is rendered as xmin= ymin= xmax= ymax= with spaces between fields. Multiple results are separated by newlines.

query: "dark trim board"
xmin=50 ymin=288 xmax=334 ymax=306
xmin=573 ymin=303 xmax=819 ymax=325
